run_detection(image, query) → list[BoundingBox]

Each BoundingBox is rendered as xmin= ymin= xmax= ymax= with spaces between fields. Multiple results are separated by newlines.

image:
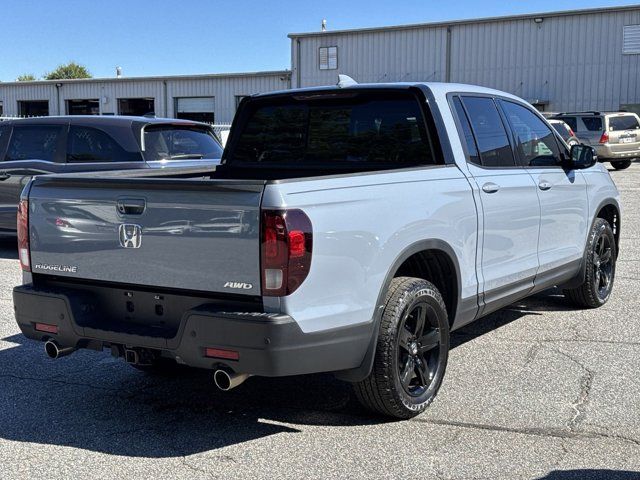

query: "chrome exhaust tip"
xmin=44 ymin=340 xmax=75 ymax=359
xmin=213 ymin=368 xmax=250 ymax=391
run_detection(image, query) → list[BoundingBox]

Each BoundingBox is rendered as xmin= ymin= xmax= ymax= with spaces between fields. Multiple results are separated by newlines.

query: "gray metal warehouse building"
xmin=1 ymin=4 xmax=640 ymax=121
xmin=0 ymin=71 xmax=290 ymax=124
xmin=289 ymin=4 xmax=640 ymax=113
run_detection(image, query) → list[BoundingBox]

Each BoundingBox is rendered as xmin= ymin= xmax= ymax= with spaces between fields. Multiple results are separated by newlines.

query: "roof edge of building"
xmin=287 ymin=4 xmax=640 ymax=38
xmin=0 ymin=70 xmax=291 ymax=87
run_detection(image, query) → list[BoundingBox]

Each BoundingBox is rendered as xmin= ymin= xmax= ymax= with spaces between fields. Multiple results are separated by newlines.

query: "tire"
xmin=353 ymin=277 xmax=450 ymax=419
xmin=564 ymin=218 xmax=617 ymax=308
xmin=611 ymin=160 xmax=632 ymax=170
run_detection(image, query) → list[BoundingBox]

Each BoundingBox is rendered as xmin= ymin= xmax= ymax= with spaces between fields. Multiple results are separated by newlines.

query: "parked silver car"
xmin=548 ymin=119 xmax=581 ymax=146
xmin=552 ymin=111 xmax=640 ymax=169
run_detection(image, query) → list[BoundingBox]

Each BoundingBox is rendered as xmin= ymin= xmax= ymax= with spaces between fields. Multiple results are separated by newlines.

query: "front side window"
xmin=143 ymin=125 xmax=223 ymax=161
xmin=67 ymin=126 xmax=139 ymax=163
xmin=608 ymin=115 xmax=640 ymax=131
xmin=232 ymin=92 xmax=437 ymax=169
xmin=6 ymin=125 xmax=62 ymax=161
xmin=500 ymin=100 xmax=561 ymax=167
xmin=461 ymin=96 xmax=515 ymax=168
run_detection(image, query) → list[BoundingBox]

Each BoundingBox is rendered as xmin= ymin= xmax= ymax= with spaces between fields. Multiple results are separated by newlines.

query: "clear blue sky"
xmin=1 ymin=0 xmax=637 ymax=81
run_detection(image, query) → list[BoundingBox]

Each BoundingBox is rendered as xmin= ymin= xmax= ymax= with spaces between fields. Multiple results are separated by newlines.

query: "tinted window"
xmin=451 ymin=96 xmax=480 ymax=165
xmin=582 ymin=117 xmax=603 ymax=131
xmin=550 ymin=122 xmax=571 ymax=138
xmin=609 ymin=115 xmax=640 ymax=131
xmin=6 ymin=126 xmax=61 ymax=161
xmin=556 ymin=116 xmax=578 ymax=131
xmin=501 ymin=101 xmax=561 ymax=167
xmin=232 ymin=92 xmax=436 ymax=169
xmin=461 ymin=96 xmax=515 ymax=167
xmin=67 ymin=126 xmax=140 ymax=163
xmin=143 ymin=126 xmax=223 ymax=161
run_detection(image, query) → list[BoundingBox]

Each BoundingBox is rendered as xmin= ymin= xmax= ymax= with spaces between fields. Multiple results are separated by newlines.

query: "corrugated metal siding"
xmin=292 ymin=27 xmax=448 ymax=88
xmin=166 ymin=74 xmax=289 ymax=123
xmin=0 ymin=74 xmax=290 ymax=122
xmin=293 ymin=8 xmax=640 ymax=112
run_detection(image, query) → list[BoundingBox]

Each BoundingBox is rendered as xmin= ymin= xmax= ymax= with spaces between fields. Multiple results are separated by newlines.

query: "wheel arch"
xmin=334 ymin=239 xmax=462 ymax=382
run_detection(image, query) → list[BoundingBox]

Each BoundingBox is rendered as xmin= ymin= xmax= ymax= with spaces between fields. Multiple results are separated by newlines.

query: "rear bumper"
xmin=13 ymin=283 xmax=371 ymax=377
xmin=595 ymin=144 xmax=640 ymax=160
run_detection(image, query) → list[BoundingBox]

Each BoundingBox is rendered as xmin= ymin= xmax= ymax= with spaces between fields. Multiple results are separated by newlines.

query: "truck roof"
xmin=250 ymin=81 xmax=525 ymax=104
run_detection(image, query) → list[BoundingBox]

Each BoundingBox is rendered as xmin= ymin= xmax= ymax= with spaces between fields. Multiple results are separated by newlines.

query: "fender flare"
xmin=561 ymin=198 xmax=621 ymax=289
xmin=334 ymin=239 xmax=462 ymax=382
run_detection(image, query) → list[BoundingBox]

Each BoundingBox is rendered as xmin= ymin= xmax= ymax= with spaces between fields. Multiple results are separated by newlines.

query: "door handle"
xmin=481 ymin=182 xmax=500 ymax=194
xmin=117 ymin=198 xmax=146 ymax=215
xmin=538 ymin=181 xmax=552 ymax=191
xmin=0 ymin=172 xmax=10 ymax=181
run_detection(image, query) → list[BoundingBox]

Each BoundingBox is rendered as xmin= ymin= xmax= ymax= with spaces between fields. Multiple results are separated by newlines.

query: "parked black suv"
xmin=0 ymin=116 xmax=223 ymax=233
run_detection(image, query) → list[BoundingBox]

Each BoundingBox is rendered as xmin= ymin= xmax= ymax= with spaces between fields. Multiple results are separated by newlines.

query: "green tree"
xmin=16 ymin=74 xmax=36 ymax=81
xmin=44 ymin=62 xmax=91 ymax=80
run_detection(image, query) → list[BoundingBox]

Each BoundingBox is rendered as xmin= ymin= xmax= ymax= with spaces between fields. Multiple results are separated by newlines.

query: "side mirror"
xmin=569 ymin=144 xmax=598 ymax=169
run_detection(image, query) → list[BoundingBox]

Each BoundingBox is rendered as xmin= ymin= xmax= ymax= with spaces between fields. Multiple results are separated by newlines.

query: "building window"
xmin=235 ymin=95 xmax=248 ymax=111
xmin=67 ymin=99 xmax=100 ymax=115
xmin=623 ymin=25 xmax=640 ymax=54
xmin=118 ymin=98 xmax=155 ymax=117
xmin=175 ymin=97 xmax=215 ymax=123
xmin=319 ymin=46 xmax=338 ymax=70
xmin=18 ymin=100 xmax=49 ymax=117
xmin=0 ymin=101 xmax=3 ymax=117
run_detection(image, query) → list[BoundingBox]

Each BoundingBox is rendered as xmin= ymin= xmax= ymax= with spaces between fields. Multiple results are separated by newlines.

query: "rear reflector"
xmin=205 ymin=347 xmax=240 ymax=361
xmin=35 ymin=323 xmax=58 ymax=334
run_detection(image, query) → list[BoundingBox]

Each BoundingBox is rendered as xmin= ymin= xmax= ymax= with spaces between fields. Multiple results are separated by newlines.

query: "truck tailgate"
xmin=27 ymin=176 xmax=264 ymax=296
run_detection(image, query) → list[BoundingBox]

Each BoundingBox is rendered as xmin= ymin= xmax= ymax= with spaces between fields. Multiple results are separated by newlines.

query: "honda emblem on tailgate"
xmin=119 ymin=224 xmax=142 ymax=249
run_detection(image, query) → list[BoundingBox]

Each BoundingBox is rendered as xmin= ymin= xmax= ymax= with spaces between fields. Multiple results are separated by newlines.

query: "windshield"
xmin=143 ymin=125 xmax=223 ymax=161
xmin=228 ymin=91 xmax=437 ymax=170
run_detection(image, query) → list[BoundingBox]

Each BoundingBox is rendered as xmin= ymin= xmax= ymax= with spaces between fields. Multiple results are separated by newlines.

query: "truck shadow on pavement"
xmin=0 ymin=290 xmax=600 ymax=458
xmin=538 ymin=470 xmax=640 ymax=480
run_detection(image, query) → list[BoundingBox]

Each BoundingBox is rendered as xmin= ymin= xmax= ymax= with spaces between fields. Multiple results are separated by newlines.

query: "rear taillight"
xmin=261 ymin=209 xmax=312 ymax=296
xmin=599 ymin=131 xmax=609 ymax=144
xmin=17 ymin=199 xmax=30 ymax=272
xmin=569 ymin=128 xmax=575 ymax=137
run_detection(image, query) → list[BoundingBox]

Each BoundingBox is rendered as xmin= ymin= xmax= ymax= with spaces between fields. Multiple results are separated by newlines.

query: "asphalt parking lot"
xmin=0 ymin=165 xmax=639 ymax=480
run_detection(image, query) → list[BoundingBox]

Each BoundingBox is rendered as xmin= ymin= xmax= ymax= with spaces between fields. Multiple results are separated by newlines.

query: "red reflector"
xmin=35 ymin=323 xmax=58 ymax=334
xmin=205 ymin=347 xmax=239 ymax=360
xmin=288 ymin=230 xmax=306 ymax=258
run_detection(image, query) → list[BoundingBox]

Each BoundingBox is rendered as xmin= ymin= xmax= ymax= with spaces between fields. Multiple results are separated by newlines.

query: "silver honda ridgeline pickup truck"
xmin=14 ymin=83 xmax=620 ymax=419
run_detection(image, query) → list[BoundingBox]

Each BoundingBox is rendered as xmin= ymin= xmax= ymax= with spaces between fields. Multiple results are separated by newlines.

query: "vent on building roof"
xmin=623 ymin=25 xmax=640 ymax=54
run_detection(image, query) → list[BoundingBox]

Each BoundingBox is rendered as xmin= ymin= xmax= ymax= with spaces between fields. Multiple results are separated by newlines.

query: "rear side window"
xmin=609 ymin=115 xmax=640 ymax=131
xmin=556 ymin=116 xmax=578 ymax=132
xmin=582 ymin=117 xmax=603 ymax=131
xmin=143 ymin=125 xmax=223 ymax=161
xmin=231 ymin=92 xmax=438 ymax=170
xmin=461 ymin=96 xmax=515 ymax=167
xmin=500 ymin=101 xmax=561 ymax=167
xmin=67 ymin=126 xmax=140 ymax=163
xmin=451 ymin=96 xmax=480 ymax=165
xmin=5 ymin=125 xmax=62 ymax=162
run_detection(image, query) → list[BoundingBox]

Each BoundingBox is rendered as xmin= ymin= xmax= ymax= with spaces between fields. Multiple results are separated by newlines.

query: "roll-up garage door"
xmin=175 ymin=97 xmax=215 ymax=123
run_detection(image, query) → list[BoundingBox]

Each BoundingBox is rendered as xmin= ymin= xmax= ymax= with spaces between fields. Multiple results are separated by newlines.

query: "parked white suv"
xmin=552 ymin=111 xmax=640 ymax=169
